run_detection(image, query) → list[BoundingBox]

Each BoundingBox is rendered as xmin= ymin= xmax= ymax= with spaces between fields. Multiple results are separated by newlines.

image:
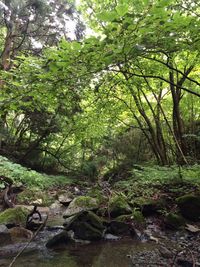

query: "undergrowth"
xmin=0 ymin=155 xmax=72 ymax=189
xmin=114 ymin=165 xmax=200 ymax=199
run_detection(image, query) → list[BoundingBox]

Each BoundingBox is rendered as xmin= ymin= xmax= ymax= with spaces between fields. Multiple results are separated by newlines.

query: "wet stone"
xmin=0 ymin=224 xmax=11 ymax=245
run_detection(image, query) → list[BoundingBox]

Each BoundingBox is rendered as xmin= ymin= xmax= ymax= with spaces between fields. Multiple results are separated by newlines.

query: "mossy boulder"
xmin=115 ymin=215 xmax=133 ymax=223
xmin=64 ymin=211 xmax=105 ymax=230
xmin=114 ymin=211 xmax=145 ymax=225
xmin=107 ymin=220 xmax=136 ymax=237
xmin=17 ymin=189 xmax=53 ymax=206
xmin=141 ymin=201 xmax=158 ymax=216
xmin=109 ymin=195 xmax=132 ymax=218
xmin=96 ymin=206 xmax=107 ymax=217
xmin=46 ymin=231 xmax=73 ymax=249
xmin=63 ymin=196 xmax=99 ymax=218
xmin=87 ymin=188 xmax=107 ymax=204
xmin=176 ymin=194 xmax=200 ymax=221
xmin=72 ymin=222 xmax=103 ymax=241
xmin=64 ymin=211 xmax=105 ymax=241
xmin=0 ymin=207 xmax=29 ymax=227
xmin=139 ymin=199 xmax=166 ymax=217
xmin=165 ymin=213 xmax=185 ymax=229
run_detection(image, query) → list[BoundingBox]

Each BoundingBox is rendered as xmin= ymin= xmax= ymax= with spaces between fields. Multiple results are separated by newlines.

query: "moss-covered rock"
xmin=114 ymin=211 xmax=145 ymax=225
xmin=46 ymin=231 xmax=73 ymax=249
xmin=109 ymin=195 xmax=132 ymax=218
xmin=165 ymin=213 xmax=185 ymax=229
xmin=0 ymin=207 xmax=29 ymax=227
xmin=17 ymin=189 xmax=53 ymax=206
xmin=139 ymin=198 xmax=166 ymax=217
xmin=115 ymin=215 xmax=133 ymax=223
xmin=64 ymin=210 xmax=105 ymax=231
xmin=73 ymin=222 xmax=103 ymax=241
xmin=64 ymin=211 xmax=105 ymax=241
xmin=63 ymin=196 xmax=99 ymax=218
xmin=96 ymin=206 xmax=108 ymax=217
xmin=107 ymin=220 xmax=136 ymax=237
xmin=132 ymin=209 xmax=145 ymax=224
xmin=87 ymin=187 xmax=107 ymax=204
xmin=176 ymin=194 xmax=200 ymax=221
xmin=74 ymin=196 xmax=98 ymax=207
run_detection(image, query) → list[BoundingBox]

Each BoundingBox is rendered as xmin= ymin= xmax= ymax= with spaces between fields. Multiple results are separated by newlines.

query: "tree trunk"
xmin=121 ymin=69 xmax=169 ymax=165
xmin=169 ymin=70 xmax=186 ymax=163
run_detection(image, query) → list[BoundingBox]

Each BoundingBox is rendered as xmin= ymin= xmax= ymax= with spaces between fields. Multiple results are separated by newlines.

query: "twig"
xmin=171 ymin=250 xmax=179 ymax=267
xmin=188 ymin=248 xmax=196 ymax=267
xmin=171 ymin=246 xmax=196 ymax=267
xmin=8 ymin=215 xmax=48 ymax=267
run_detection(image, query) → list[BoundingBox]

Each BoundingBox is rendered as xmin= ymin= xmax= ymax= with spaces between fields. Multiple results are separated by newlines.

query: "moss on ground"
xmin=17 ymin=189 xmax=53 ymax=206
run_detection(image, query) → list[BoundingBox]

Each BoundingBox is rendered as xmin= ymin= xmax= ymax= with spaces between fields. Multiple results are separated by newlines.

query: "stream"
xmin=0 ymin=236 xmax=157 ymax=267
xmin=0 ymin=214 xmax=158 ymax=267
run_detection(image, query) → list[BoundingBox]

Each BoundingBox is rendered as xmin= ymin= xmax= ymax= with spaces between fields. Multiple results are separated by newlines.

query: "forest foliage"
xmin=0 ymin=0 xmax=200 ymax=179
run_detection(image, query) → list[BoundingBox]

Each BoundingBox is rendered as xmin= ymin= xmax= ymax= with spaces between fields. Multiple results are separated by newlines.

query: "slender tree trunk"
xmin=1 ymin=32 xmax=13 ymax=70
xmin=169 ymin=70 xmax=186 ymax=163
xmin=120 ymin=69 xmax=168 ymax=165
xmin=140 ymin=86 xmax=168 ymax=164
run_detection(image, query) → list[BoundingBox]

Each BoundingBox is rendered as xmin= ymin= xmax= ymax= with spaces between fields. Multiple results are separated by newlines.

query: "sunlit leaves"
xmin=1 ymin=0 xmax=200 ymax=170
xmin=97 ymin=11 xmax=118 ymax=22
xmin=115 ymin=4 xmax=129 ymax=16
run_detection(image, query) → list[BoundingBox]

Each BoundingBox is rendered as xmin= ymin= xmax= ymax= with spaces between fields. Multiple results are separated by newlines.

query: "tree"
xmin=0 ymin=0 xmax=85 ymax=167
xmin=1 ymin=0 xmax=200 ymax=172
xmin=0 ymin=0 xmax=85 ymax=70
xmin=77 ymin=0 xmax=200 ymax=164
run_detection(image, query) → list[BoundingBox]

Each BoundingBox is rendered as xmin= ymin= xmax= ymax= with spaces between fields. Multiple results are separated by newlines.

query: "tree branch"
xmin=109 ymin=68 xmax=200 ymax=98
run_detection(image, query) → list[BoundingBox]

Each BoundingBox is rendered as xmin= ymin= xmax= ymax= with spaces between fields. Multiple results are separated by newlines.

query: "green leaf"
xmin=97 ymin=11 xmax=118 ymax=22
xmin=72 ymin=42 xmax=82 ymax=50
xmin=116 ymin=4 xmax=129 ymax=16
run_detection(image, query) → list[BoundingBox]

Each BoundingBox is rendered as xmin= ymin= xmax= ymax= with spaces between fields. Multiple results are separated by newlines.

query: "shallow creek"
xmin=0 ymin=215 xmax=196 ymax=267
xmin=0 ymin=214 xmax=159 ymax=267
xmin=0 ymin=236 xmax=157 ymax=267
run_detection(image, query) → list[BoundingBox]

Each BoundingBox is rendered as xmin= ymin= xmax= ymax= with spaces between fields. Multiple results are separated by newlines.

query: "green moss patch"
xmin=17 ymin=189 xmax=53 ymax=206
xmin=74 ymin=196 xmax=99 ymax=208
xmin=176 ymin=194 xmax=200 ymax=221
xmin=165 ymin=212 xmax=185 ymax=229
xmin=109 ymin=195 xmax=132 ymax=218
xmin=0 ymin=207 xmax=29 ymax=226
